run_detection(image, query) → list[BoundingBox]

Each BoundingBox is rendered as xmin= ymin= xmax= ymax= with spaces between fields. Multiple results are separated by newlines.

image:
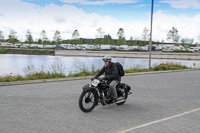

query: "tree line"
xmin=0 ymin=27 xmax=199 ymax=46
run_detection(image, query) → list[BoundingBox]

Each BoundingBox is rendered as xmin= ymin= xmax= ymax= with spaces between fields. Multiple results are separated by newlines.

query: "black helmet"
xmin=103 ymin=56 xmax=111 ymax=62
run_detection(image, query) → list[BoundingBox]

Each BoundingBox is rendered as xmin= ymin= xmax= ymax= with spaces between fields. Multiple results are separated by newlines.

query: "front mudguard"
xmin=82 ymin=84 xmax=90 ymax=91
xmin=82 ymin=84 xmax=99 ymax=106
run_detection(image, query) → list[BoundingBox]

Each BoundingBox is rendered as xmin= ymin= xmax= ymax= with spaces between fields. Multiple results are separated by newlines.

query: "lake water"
xmin=1 ymin=54 xmax=200 ymax=76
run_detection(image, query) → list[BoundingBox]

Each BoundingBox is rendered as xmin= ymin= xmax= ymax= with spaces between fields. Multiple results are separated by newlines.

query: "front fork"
xmin=82 ymin=85 xmax=99 ymax=106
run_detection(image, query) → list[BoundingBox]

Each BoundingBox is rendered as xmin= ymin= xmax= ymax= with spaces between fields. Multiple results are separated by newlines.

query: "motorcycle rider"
xmin=92 ymin=56 xmax=121 ymax=102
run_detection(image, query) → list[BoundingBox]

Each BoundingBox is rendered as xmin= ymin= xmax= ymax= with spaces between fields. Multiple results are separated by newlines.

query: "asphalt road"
xmin=0 ymin=70 xmax=200 ymax=133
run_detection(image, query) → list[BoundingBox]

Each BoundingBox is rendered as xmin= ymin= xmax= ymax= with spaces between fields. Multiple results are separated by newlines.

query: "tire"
xmin=116 ymin=88 xmax=128 ymax=105
xmin=78 ymin=89 xmax=97 ymax=113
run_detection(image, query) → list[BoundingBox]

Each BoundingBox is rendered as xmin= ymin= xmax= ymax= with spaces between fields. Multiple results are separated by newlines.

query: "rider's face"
xmin=104 ymin=61 xmax=109 ymax=67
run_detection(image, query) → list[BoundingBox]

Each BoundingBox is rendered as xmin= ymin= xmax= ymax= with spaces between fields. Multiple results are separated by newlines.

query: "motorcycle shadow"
xmin=96 ymin=102 xmax=148 ymax=113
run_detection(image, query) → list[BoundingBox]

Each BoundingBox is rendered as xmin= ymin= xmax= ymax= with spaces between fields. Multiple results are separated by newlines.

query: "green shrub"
xmin=0 ymin=48 xmax=55 ymax=55
xmin=67 ymin=69 xmax=100 ymax=77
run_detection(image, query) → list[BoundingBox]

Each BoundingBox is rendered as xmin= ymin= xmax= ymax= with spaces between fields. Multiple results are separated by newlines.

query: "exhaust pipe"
xmin=115 ymin=99 xmax=126 ymax=104
xmin=128 ymin=92 xmax=132 ymax=95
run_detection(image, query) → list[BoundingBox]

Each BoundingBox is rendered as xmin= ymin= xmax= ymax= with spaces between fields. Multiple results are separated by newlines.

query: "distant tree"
xmin=138 ymin=41 xmax=143 ymax=46
xmin=104 ymin=34 xmax=113 ymax=44
xmin=37 ymin=39 xmax=42 ymax=44
xmin=181 ymin=38 xmax=194 ymax=44
xmin=94 ymin=27 xmax=105 ymax=45
xmin=128 ymin=36 xmax=134 ymax=46
xmin=51 ymin=40 xmax=56 ymax=45
xmin=25 ymin=30 xmax=33 ymax=44
xmin=167 ymin=27 xmax=179 ymax=43
xmin=117 ymin=28 xmax=126 ymax=45
xmin=0 ymin=31 xmax=4 ymax=42
xmin=142 ymin=27 xmax=150 ymax=41
xmin=53 ymin=30 xmax=62 ymax=45
xmin=40 ymin=30 xmax=48 ymax=45
xmin=117 ymin=38 xmax=126 ymax=45
xmin=96 ymin=27 xmax=105 ymax=38
xmin=72 ymin=29 xmax=79 ymax=39
xmin=71 ymin=38 xmax=81 ymax=45
xmin=94 ymin=38 xmax=104 ymax=45
xmin=117 ymin=28 xmax=125 ymax=39
xmin=8 ymin=29 xmax=18 ymax=44
xmin=79 ymin=38 xmax=84 ymax=44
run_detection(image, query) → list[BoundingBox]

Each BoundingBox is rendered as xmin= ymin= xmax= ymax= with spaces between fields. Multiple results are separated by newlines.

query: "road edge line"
xmin=115 ymin=107 xmax=200 ymax=133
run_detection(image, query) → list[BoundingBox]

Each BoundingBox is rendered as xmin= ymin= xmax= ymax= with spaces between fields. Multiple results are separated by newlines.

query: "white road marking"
xmin=116 ymin=107 xmax=200 ymax=133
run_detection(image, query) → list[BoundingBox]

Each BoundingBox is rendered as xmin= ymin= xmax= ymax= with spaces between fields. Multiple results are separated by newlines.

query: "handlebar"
xmin=91 ymin=77 xmax=108 ymax=84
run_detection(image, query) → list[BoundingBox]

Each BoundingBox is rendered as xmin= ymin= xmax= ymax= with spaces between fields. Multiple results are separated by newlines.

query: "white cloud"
xmin=133 ymin=4 xmax=151 ymax=7
xmin=0 ymin=0 xmax=200 ymax=43
xmin=153 ymin=10 xmax=200 ymax=42
xmin=55 ymin=16 xmax=66 ymax=23
xmin=61 ymin=0 xmax=141 ymax=5
xmin=0 ymin=0 xmax=145 ymax=41
xmin=59 ymin=0 xmax=86 ymax=4
xmin=159 ymin=0 xmax=200 ymax=9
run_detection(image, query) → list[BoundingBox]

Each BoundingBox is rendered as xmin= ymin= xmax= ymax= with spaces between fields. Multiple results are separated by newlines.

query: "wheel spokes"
xmin=82 ymin=92 xmax=95 ymax=109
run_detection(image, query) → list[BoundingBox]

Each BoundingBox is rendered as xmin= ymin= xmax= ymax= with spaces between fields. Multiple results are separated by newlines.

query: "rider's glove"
xmin=91 ymin=77 xmax=96 ymax=81
xmin=102 ymin=76 xmax=109 ymax=80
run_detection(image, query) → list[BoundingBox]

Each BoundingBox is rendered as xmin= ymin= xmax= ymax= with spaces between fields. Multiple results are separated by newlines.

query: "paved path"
xmin=0 ymin=70 xmax=200 ymax=133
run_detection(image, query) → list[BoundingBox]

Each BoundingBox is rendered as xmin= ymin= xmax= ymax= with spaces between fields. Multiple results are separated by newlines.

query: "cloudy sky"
xmin=0 ymin=0 xmax=200 ymax=43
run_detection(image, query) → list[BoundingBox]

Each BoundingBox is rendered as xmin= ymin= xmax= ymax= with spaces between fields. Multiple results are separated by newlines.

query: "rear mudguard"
xmin=82 ymin=84 xmax=99 ymax=105
xmin=117 ymin=83 xmax=132 ymax=96
xmin=126 ymin=85 xmax=131 ymax=92
xmin=117 ymin=83 xmax=131 ymax=91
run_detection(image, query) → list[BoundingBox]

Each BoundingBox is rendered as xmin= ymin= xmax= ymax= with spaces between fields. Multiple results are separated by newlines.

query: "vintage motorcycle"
xmin=78 ymin=78 xmax=132 ymax=112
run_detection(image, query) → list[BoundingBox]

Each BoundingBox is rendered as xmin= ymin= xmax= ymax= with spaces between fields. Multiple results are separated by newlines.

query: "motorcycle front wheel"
xmin=78 ymin=89 xmax=97 ymax=113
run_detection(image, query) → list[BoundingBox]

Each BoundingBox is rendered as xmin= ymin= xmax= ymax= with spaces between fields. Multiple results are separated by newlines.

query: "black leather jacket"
xmin=95 ymin=62 xmax=121 ymax=82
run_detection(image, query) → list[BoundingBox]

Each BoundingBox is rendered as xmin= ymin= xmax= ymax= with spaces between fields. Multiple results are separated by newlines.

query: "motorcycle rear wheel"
xmin=79 ymin=89 xmax=97 ymax=113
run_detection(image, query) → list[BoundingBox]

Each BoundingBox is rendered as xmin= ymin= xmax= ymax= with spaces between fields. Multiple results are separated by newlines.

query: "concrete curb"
xmin=0 ymin=69 xmax=200 ymax=86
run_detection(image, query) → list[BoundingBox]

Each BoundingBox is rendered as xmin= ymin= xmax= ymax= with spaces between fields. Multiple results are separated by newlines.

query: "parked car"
xmin=100 ymin=45 xmax=111 ymax=50
xmin=6 ymin=43 xmax=13 ymax=47
xmin=30 ymin=44 xmax=38 ymax=48
xmin=162 ymin=48 xmax=174 ymax=52
xmin=44 ymin=45 xmax=56 ymax=49
xmin=140 ymin=46 xmax=148 ymax=51
xmin=55 ymin=45 xmax=65 ymax=49
xmin=13 ymin=44 xmax=22 ymax=48
xmin=37 ymin=44 xmax=44 ymax=49
xmin=187 ymin=47 xmax=199 ymax=52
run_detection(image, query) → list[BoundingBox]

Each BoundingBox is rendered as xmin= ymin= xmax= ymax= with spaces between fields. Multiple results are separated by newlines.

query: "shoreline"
xmin=1 ymin=48 xmax=200 ymax=60
xmin=55 ymin=50 xmax=200 ymax=60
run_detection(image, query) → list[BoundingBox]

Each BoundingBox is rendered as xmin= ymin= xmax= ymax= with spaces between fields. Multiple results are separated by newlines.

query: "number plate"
xmin=92 ymin=79 xmax=100 ymax=87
